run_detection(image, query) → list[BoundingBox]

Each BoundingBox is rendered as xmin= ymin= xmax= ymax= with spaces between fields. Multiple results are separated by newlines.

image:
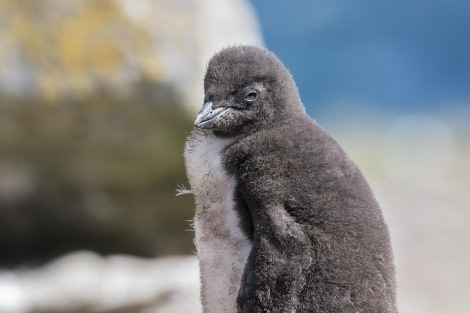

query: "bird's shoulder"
xmin=223 ymin=116 xmax=341 ymax=174
xmin=222 ymin=116 xmax=366 ymax=204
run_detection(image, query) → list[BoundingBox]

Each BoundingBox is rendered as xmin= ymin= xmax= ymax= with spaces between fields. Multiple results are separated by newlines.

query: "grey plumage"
xmin=184 ymin=45 xmax=398 ymax=313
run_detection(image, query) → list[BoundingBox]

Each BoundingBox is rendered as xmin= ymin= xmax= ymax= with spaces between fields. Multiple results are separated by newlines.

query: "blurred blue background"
xmin=251 ymin=0 xmax=470 ymax=118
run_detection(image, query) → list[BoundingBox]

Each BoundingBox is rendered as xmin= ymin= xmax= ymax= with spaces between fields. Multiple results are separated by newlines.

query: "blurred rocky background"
xmin=0 ymin=0 xmax=260 ymax=312
xmin=0 ymin=0 xmax=469 ymax=313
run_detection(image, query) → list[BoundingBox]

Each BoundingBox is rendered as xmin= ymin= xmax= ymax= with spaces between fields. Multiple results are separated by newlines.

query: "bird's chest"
xmin=184 ymin=131 xmax=252 ymax=313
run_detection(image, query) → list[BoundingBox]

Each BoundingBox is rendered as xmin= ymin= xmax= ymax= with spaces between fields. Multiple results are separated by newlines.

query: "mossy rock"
xmin=0 ymin=82 xmax=195 ymax=266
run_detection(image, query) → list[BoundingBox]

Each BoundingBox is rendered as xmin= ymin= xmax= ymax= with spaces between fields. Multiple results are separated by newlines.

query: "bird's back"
xmin=223 ymin=115 xmax=398 ymax=313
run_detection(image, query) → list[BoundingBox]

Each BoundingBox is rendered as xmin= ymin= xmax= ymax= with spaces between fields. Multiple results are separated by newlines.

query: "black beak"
xmin=194 ymin=101 xmax=232 ymax=129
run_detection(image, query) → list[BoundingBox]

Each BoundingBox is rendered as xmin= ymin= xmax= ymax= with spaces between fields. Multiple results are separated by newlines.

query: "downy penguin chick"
xmin=183 ymin=45 xmax=398 ymax=313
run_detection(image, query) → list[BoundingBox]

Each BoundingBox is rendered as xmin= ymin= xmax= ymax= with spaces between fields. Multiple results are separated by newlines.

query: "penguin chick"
xmin=184 ymin=45 xmax=398 ymax=313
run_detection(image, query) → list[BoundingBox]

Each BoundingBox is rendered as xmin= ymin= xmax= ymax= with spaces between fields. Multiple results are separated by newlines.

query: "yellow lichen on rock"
xmin=0 ymin=0 xmax=166 ymax=102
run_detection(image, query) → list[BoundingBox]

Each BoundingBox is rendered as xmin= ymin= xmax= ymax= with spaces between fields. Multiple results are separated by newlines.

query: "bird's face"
xmin=193 ymin=46 xmax=304 ymax=137
xmin=194 ymin=82 xmax=271 ymax=137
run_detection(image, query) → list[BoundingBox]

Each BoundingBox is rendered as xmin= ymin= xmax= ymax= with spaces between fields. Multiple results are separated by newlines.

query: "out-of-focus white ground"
xmin=336 ymin=113 xmax=470 ymax=313
xmin=0 ymin=253 xmax=201 ymax=313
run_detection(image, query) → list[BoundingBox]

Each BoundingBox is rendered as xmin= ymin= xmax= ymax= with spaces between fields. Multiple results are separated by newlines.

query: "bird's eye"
xmin=243 ymin=91 xmax=258 ymax=103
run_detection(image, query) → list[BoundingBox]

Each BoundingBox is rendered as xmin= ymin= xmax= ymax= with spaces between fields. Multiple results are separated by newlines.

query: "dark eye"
xmin=243 ymin=91 xmax=258 ymax=103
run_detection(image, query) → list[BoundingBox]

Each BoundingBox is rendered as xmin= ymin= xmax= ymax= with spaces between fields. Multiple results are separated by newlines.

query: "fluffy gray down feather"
xmin=185 ymin=45 xmax=398 ymax=313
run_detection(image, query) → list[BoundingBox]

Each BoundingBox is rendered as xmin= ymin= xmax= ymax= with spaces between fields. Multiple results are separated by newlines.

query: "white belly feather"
xmin=184 ymin=130 xmax=252 ymax=313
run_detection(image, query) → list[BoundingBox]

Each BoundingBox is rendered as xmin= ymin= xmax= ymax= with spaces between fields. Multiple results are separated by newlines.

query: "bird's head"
xmin=194 ymin=45 xmax=306 ymax=137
